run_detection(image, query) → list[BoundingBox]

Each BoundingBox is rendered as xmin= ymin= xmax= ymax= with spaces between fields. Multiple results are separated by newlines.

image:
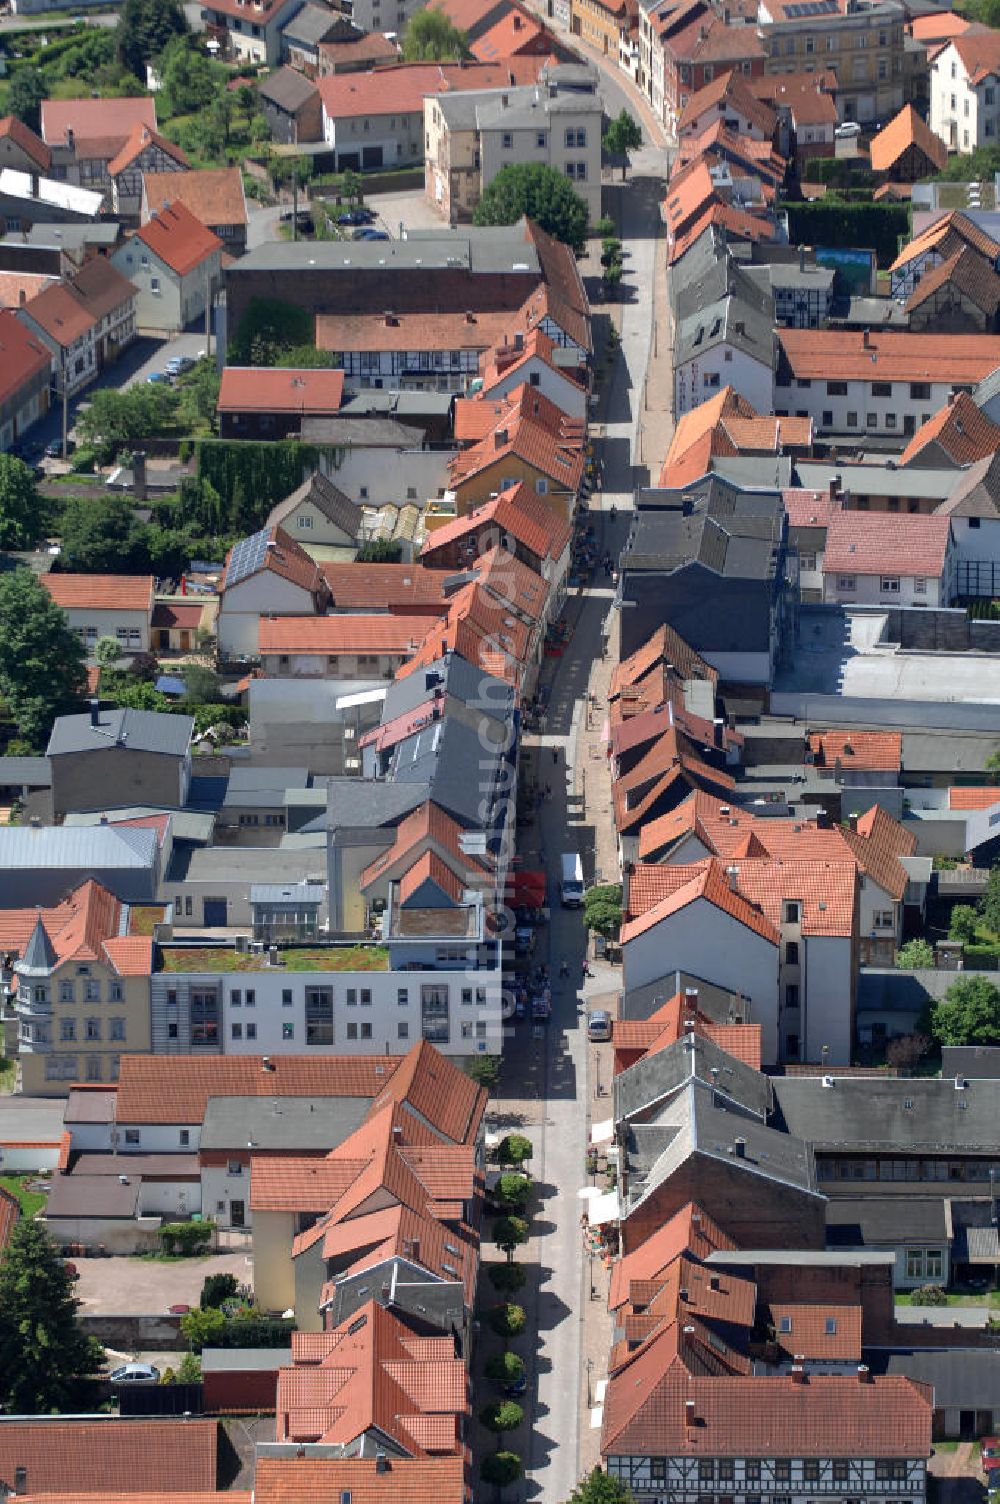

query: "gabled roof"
xmin=890 ymin=209 xmax=1000 ymax=273
xmin=769 ymin=1302 xmax=862 ymax=1360
xmin=66 ymin=256 xmax=137 ymax=321
xmin=869 ymin=104 xmax=947 ymax=175
xmin=133 ymin=201 xmax=221 ymax=277
xmin=612 ymin=989 xmax=763 ymax=1072
xmin=842 ymin=803 xmax=917 ymax=900
xmin=601 ymin=1357 xmax=931 ymax=1458
xmin=253 ymin=1457 xmax=465 ymax=1504
xmin=360 ymin=801 xmax=489 ymax=891
xmin=822 ymin=512 xmax=952 ymax=578
xmin=479 ymin=326 xmax=585 ymax=396
xmin=257 ymin=64 xmax=320 ymax=113
xmin=43 ymin=573 xmax=154 ymax=613
xmin=0 ymin=113 xmax=51 ymax=170
xmin=143 ymin=165 xmax=247 ymax=230
xmin=218 ymin=367 xmax=345 ymax=416
xmin=660 ymin=386 xmax=810 ymax=488
xmin=223 ymin=524 xmax=325 ymax=596
xmin=259 ymin=614 xmax=432 ymax=657
xmin=419 ymin=481 xmax=571 ymax=565
xmin=319 ymin=562 xmax=449 ymax=611
xmin=369 ymin=1036 xmax=486 ymax=1144
xmin=779 ymin=325 xmax=1000 ymax=383
xmin=622 ymin=858 xmax=781 ymax=946
xmin=20 ymin=281 xmax=95 ymax=348
xmin=949 ymin=785 xmax=1000 ymax=808
xmin=108 ymin=123 xmax=188 ymax=178
xmin=678 ymin=67 xmax=776 ymax=137
xmin=318 ymin=61 xmax=514 ymax=120
xmin=447 ymin=381 xmax=585 ymax=491
xmin=40 ymin=96 xmax=156 ymax=148
xmin=949 ymin=27 xmax=1000 ymax=85
xmin=905 ymin=245 xmax=1000 ymax=323
xmin=267 ymin=471 xmax=362 ymax=540
xmin=608 ymin=1202 xmax=735 ymax=1310
xmin=808 ymin=730 xmax=903 ymax=772
xmin=0 ymin=1419 xmax=218 ymax=1495
xmin=901 ymin=390 xmax=1000 ymax=467
xmin=114 ymin=1054 xmax=401 ymax=1124
xmin=610 ymin=623 xmax=717 ymax=698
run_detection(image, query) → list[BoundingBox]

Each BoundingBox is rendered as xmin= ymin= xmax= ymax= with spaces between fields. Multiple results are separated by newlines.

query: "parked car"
xmin=356 ymin=228 xmax=389 ymax=241
xmin=338 ymin=207 xmax=375 ymax=226
xmin=109 ymin=1362 xmax=160 ymax=1384
xmin=587 ymin=1009 xmax=612 ymax=1042
xmin=146 ymin=371 xmax=170 ymax=385
xmin=45 ymin=438 xmax=74 ymax=458
xmin=503 ymin=1372 xmax=527 ymax=1397
xmin=166 ymin=355 xmax=195 ymax=377
xmin=834 ymin=121 xmax=862 ymax=138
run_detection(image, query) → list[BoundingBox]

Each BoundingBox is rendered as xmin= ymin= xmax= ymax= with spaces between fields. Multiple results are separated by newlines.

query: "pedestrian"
xmin=545 ymin=783 xmax=552 ymax=800
xmin=552 ymin=747 xmax=558 ymax=765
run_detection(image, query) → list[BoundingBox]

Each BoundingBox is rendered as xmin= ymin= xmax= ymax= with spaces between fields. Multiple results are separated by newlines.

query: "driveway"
xmin=73 ymin=1251 xmax=251 ymax=1315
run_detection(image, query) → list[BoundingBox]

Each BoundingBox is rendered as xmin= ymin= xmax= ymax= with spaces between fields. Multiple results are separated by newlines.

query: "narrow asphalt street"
xmin=488 ymin=91 xmax=668 ymax=1498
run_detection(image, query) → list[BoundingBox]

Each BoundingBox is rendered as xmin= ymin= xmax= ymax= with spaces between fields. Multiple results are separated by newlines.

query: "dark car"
xmin=356 ymin=228 xmax=389 ymax=240
xmin=45 ymin=438 xmax=75 ymax=458
xmin=338 ymin=207 xmax=376 ymax=226
xmin=503 ymin=1373 xmax=527 ymax=1397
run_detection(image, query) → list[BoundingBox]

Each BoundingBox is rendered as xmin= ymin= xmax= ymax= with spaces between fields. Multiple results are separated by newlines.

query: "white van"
xmin=560 ymin=852 xmax=584 ymax=907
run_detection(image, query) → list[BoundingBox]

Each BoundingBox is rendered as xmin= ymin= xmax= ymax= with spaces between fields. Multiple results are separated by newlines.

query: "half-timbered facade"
xmin=109 ymin=126 xmax=189 ymax=222
xmin=606 ymin=1447 xmax=929 ymax=1500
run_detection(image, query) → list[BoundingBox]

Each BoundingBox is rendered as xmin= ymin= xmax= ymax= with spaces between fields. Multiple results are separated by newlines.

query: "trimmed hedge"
xmin=780 ymin=200 xmax=911 ymax=267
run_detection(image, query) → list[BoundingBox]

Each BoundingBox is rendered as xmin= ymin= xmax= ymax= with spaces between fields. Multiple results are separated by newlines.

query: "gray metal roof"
xmin=972 ymin=363 xmax=1000 ymax=410
xmin=340 ymin=390 xmax=454 ymax=421
xmin=201 ymin=1094 xmax=370 ymax=1151
xmin=230 ymin=221 xmax=541 ymax=278
xmin=380 ymin=652 xmax=513 ymax=724
xmin=873 ymin=1348 xmax=1000 ymax=1407
xmin=325 ymin=778 xmax=431 ymax=833
xmin=201 ymin=1348 xmax=293 ymax=1371
xmin=45 ymin=1174 xmax=140 ymax=1220
xmin=280 ymin=2 xmax=340 ymax=43
xmin=250 ymin=883 xmax=325 ymax=904
xmin=0 ymin=824 xmax=158 ymax=870
xmin=257 ymin=65 xmax=319 ymax=113
xmin=903 ymin=731 xmax=1000 ymax=774
xmin=24 ymin=221 xmax=120 ymax=247
xmin=47 ymin=708 xmax=193 ymax=759
xmin=935 ymin=451 xmax=1000 ymax=519
xmin=388 ymin=714 xmax=504 ymax=828
xmin=63 ymin=807 xmax=215 ymax=843
xmin=824 ymin=1195 xmax=950 ymax=1246
xmin=18 ymin=917 xmax=58 ymax=976
xmin=795 ymin=461 xmax=958 ymax=501
xmin=267 ymin=472 xmax=363 ymax=540
xmin=707 ymin=1248 xmax=893 ymax=1268
xmin=224 ymin=766 xmax=311 ymax=806
xmin=773 ymin=1074 xmax=1000 ymax=1152
xmin=614 ymin=1033 xmax=771 ymax=1125
xmin=166 ymin=844 xmax=326 ymax=885
xmin=298 ymin=417 xmax=427 ymax=449
xmin=0 ymin=756 xmax=50 ymax=786
xmin=674 ymin=288 xmax=775 ymax=371
xmin=626 ymin=494 xmax=785 ymax=579
xmin=942 ymin=1044 xmax=1000 ymax=1079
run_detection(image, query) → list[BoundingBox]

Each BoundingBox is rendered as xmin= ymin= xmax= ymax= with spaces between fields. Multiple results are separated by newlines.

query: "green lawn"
xmin=130 ymin=906 xmax=167 ymax=936
xmin=0 ymin=1174 xmax=48 ymax=1218
xmin=896 ymin=1288 xmax=1000 ymax=1307
xmin=159 ymin=945 xmax=389 ymax=973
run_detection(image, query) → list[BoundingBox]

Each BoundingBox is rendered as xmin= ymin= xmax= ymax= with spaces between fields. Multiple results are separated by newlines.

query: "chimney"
xmin=30 ymin=173 xmax=38 ymax=200
xmin=465 ymin=310 xmax=476 ymax=324
xmin=733 ymin=320 xmax=745 ymax=337
xmin=857 ymin=1364 xmax=872 ymax=1383
xmin=733 ymin=1136 xmax=746 ymax=1158
xmin=261 ymin=1055 xmax=275 ymax=1071
xmin=14 ymin=1467 xmax=26 ymax=1494
xmin=89 ymin=697 xmax=100 ymax=728
xmin=791 ymin=1364 xmax=806 ymax=1384
xmin=862 ymin=327 xmax=871 ymax=349
xmin=948 ymin=389 xmax=958 ymax=406
xmin=65 ymin=126 xmax=74 ymax=150
xmin=18 ymin=288 xmax=25 ymax=307
xmin=829 ymin=474 xmax=841 ymax=501
xmin=725 ymin=863 xmax=739 ymax=892
xmin=411 ymin=1237 xmax=420 ymax=1261
xmin=685 ymin=1398 xmax=697 ymax=1428
xmin=679 ymin=1286 xmax=689 ymax=1301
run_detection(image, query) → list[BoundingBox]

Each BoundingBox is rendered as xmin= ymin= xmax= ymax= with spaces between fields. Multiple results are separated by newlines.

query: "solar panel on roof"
xmin=226 ymin=526 xmax=271 ymax=587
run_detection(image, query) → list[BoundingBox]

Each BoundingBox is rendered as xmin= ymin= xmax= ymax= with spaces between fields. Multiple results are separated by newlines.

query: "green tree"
xmin=183 ymin=664 xmax=221 ymax=703
xmin=0 ymin=1219 xmax=103 ymax=1412
xmin=118 ymin=0 xmax=187 ymax=80
xmin=496 ymin=1172 xmax=530 ymax=1210
xmin=341 ymin=168 xmax=363 ymax=206
xmin=473 ymin=163 xmax=589 ymax=253
xmin=180 ymin=1305 xmax=226 ymax=1351
xmin=986 ymin=747 xmax=1000 ymax=780
xmin=488 ymin=1261 xmax=527 ymax=1294
xmin=0 ymin=569 xmax=87 ymax=747
xmin=950 ymin=904 xmax=980 ymax=944
xmin=8 ymin=68 xmax=46 ymax=133
xmin=356 ymin=539 xmax=404 ymax=563
xmin=932 ymin=974 xmax=1000 ymax=1046
xmin=486 ymin=1350 xmax=525 ymax=1389
xmin=59 ymin=493 xmax=147 ymax=572
xmin=493 ymin=1215 xmax=529 ymax=1261
xmin=95 ymin=636 xmax=124 ymax=669
xmin=177 ymin=1351 xmax=202 ymax=1383
xmin=496 ymin=1132 xmax=532 ymax=1167
xmin=895 ymin=938 xmax=936 ymax=970
xmin=201 ymin=1271 xmax=239 ymax=1309
xmin=467 ymin=1054 xmax=500 ymax=1088
xmin=566 ymin=1468 xmax=638 ymax=1504
xmin=481 ymin=1451 xmax=523 ymax=1502
xmin=583 ymin=882 xmax=622 ymax=940
xmin=603 ymin=108 xmax=643 ymax=180
xmin=486 ymin=1302 xmax=526 ymax=1345
xmin=0 ymin=454 xmax=45 ymax=550
xmin=982 ymin=862 xmax=1000 ymax=933
xmin=401 ymin=7 xmax=470 ymax=59
xmin=480 ymin=1399 xmax=524 ymax=1448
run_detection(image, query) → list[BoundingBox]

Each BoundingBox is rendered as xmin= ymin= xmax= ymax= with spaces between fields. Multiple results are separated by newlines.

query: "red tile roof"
xmin=143 ymin=166 xmax=247 ymax=230
xmin=420 ymin=481 xmax=571 ymax=566
xmin=612 ymin=990 xmax=763 ymax=1073
xmin=360 ymin=801 xmax=489 ymax=890
xmin=0 ymin=114 xmax=51 ymax=170
xmin=608 ymin=1203 xmax=735 ymax=1311
xmin=479 ymin=327 xmax=584 ymax=397
xmin=319 ymin=31 xmax=401 ymax=65
xmin=779 ymin=326 xmax=1000 ymax=383
xmin=218 ymin=367 xmax=345 ymax=416
xmin=900 ymin=391 xmax=1000 ymax=466
xmin=259 ymin=614 xmax=433 ymax=656
xmin=911 ymin=9 xmax=971 ymax=40
xmin=108 ymin=123 xmax=188 ymax=177
xmin=782 ymin=487 xmax=841 ymax=528
xmin=223 ymin=525 xmax=324 ymax=597
xmin=822 ymin=512 xmax=952 ymax=578
xmin=0 ymin=879 xmax=150 ymax=978
xmin=678 ymin=68 xmax=776 ymax=137
xmin=114 ymin=1055 xmax=401 ymax=1124
xmin=318 ymin=61 xmax=513 ymax=120
xmin=951 ymin=27 xmax=1000 ymax=84
xmin=40 ymin=96 xmax=156 ymax=148
xmin=320 ymin=563 xmax=449 ymax=610
xmin=661 ymin=387 xmax=811 ymax=488
xmin=622 ymin=858 xmax=781 ymax=946
xmin=20 ymin=281 xmax=95 ymax=347
xmin=134 ymin=201 xmax=221 ymax=277
xmin=626 ymin=851 xmax=857 ymax=941
xmin=949 ymin=785 xmax=1000 ymax=808
xmin=66 ymin=256 xmax=137 ymax=322
xmin=0 ymin=1419 xmax=218 ymax=1495
xmin=891 ymin=210 xmax=1000 ymax=273
xmin=808 ymin=730 xmax=903 ymax=772
xmin=43 ymin=573 xmax=154 ymax=613
xmin=906 ymin=246 xmax=1000 ymax=324
xmin=601 ymin=1363 xmax=931 ymax=1458
xmin=870 ymin=104 xmax=947 ymax=175
xmin=250 ymin=1155 xmax=361 ymax=1213
xmin=471 ymin=8 xmax=549 ymax=58
xmin=369 ymin=1036 xmax=486 ymax=1145
xmin=770 ymin=1302 xmax=863 ymax=1360
xmin=447 ymin=381 xmax=585 ymax=492
xmin=254 ymin=1457 xmax=465 ymax=1504
xmin=842 ymin=803 xmax=916 ymax=901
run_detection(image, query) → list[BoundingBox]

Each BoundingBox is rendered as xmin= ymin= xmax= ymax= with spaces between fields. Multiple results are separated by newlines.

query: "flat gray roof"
xmin=167 ymin=845 xmax=326 ymax=885
xmin=707 ymin=1248 xmax=894 ymax=1267
xmin=45 ymin=1174 xmax=140 ymax=1220
xmin=201 ymin=1347 xmax=293 ymax=1371
xmin=231 ymin=222 xmax=540 ymax=277
xmin=201 ymin=1095 xmax=370 ymax=1151
xmin=795 ymin=461 xmax=957 ymax=501
xmin=64 ymin=807 xmax=215 ymax=843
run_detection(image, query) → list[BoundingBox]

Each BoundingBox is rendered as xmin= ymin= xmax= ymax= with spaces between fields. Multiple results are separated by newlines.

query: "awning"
xmin=506 ymin=870 xmax=547 ymax=905
xmin=588 ymin=1189 xmax=620 ymax=1227
xmin=590 ymin=1118 xmax=614 ymax=1146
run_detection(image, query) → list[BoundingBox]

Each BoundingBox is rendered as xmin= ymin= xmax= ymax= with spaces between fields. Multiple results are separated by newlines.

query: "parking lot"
xmin=73 ymin=1250 xmax=251 ymax=1315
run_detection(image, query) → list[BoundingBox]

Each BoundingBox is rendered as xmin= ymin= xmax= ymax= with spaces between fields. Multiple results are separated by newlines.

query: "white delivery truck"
xmin=560 ymin=852 xmax=585 ymax=907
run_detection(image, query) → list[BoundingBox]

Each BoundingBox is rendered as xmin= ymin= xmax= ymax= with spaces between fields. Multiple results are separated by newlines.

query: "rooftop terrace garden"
xmin=158 ymin=946 xmax=389 ymax=974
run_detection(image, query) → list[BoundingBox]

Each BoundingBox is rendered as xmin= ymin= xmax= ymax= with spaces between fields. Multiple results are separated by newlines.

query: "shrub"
xmin=160 ymin=1220 xmax=215 ymax=1256
xmin=895 ymin=938 xmax=935 ymax=970
xmin=488 ymin=1262 xmax=527 ymax=1294
xmin=496 ymin=1173 xmax=530 ymax=1209
xmin=480 ymin=1398 xmax=524 ymax=1442
xmin=180 ymin=1305 xmax=225 ymax=1351
xmin=467 ymin=1055 xmax=500 ymax=1088
xmin=909 ymin=1284 xmax=948 ymax=1306
xmin=200 ymin=1272 xmax=239 ymax=1309
xmin=486 ymin=1302 xmax=526 ymax=1344
xmin=496 ymin=1133 xmax=532 ymax=1167
xmin=486 ymin=1351 xmax=525 ymax=1388
xmin=949 ymin=903 xmax=979 ymax=943
xmin=493 ymin=1215 xmax=529 ymax=1261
